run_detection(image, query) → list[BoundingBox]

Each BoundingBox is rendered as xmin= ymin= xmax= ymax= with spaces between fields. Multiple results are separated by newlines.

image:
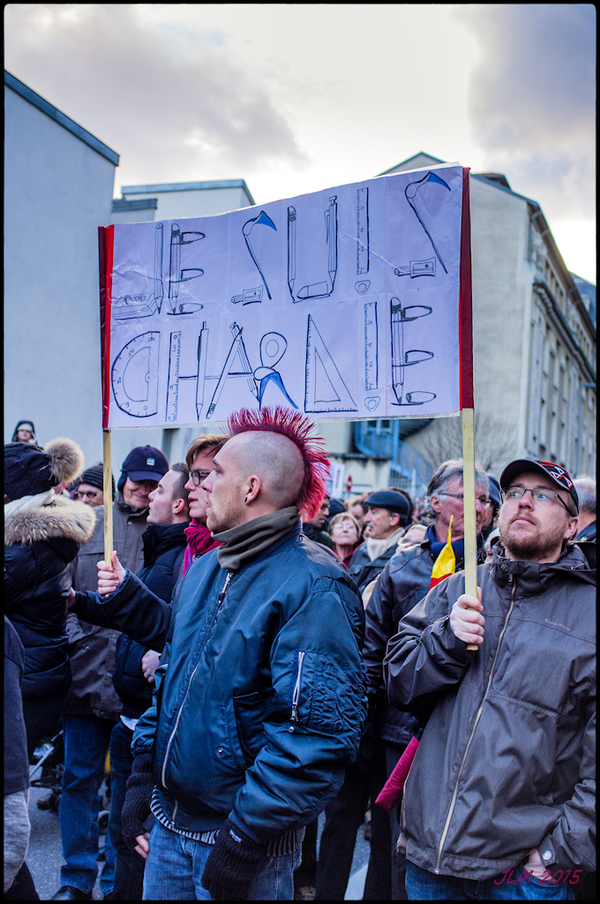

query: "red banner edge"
xmin=98 ymin=225 xmax=114 ymax=430
xmin=459 ymin=168 xmax=474 ymax=410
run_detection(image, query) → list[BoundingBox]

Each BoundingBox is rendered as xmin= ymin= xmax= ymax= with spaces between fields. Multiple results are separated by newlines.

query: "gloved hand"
xmin=202 ymin=817 xmax=267 ymax=900
xmin=121 ymin=753 xmax=154 ymax=849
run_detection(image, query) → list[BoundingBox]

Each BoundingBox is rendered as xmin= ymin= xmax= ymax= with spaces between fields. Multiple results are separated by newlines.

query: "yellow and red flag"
xmin=430 ymin=516 xmax=456 ymax=588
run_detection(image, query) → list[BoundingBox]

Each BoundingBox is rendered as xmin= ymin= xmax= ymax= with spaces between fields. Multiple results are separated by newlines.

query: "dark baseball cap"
xmin=499 ymin=459 xmax=579 ymax=514
xmin=365 ymin=489 xmax=411 ymax=521
xmin=119 ymin=445 xmax=169 ymax=486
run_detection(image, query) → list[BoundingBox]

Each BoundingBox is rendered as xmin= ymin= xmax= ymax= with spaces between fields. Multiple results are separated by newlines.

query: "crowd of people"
xmin=4 ymin=410 xmax=596 ymax=901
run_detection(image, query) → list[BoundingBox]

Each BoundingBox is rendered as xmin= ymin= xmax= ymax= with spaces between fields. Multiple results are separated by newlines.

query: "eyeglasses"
xmin=504 ymin=486 xmax=574 ymax=515
xmin=440 ymin=492 xmax=491 ymax=507
xmin=190 ymin=469 xmax=212 ymax=486
xmin=77 ymin=489 xmax=102 ymax=500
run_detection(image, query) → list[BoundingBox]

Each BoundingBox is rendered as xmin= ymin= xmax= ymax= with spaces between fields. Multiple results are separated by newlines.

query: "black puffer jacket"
xmin=113 ymin=522 xmax=188 ymax=718
xmin=364 ymin=537 xmax=438 ymax=745
xmin=4 ymin=496 xmax=96 ymax=699
xmin=384 ymin=543 xmax=596 ymax=879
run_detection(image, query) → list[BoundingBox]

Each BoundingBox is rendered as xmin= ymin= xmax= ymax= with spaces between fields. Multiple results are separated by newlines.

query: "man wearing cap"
xmin=348 ymin=489 xmax=412 ymax=596
xmin=74 ymin=462 xmax=116 ymax=508
xmin=52 ymin=446 xmax=169 ymax=902
xmin=384 ymin=459 xmax=595 ymax=899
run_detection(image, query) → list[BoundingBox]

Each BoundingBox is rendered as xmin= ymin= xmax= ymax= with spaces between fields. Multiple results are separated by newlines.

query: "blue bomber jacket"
xmin=132 ymin=521 xmax=367 ymax=843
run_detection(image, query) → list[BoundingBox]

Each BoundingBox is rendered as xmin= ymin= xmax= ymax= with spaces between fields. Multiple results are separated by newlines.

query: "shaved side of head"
xmin=229 ymin=431 xmax=305 ymax=511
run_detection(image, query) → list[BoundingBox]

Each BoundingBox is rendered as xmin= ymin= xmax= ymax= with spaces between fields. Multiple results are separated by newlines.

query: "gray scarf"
xmin=214 ymin=506 xmax=300 ymax=572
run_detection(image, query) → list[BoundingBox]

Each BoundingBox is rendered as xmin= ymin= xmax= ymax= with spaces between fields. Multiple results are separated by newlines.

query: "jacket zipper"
xmin=289 ymin=650 xmax=306 ymax=732
xmin=161 ymin=570 xmax=234 ymax=790
xmin=434 ymin=576 xmax=517 ymax=873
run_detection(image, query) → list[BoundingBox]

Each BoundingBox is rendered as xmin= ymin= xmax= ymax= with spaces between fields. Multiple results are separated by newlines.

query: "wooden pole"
xmin=461 ymin=407 xmax=479 ymax=650
xmin=103 ymin=429 xmax=113 ymax=569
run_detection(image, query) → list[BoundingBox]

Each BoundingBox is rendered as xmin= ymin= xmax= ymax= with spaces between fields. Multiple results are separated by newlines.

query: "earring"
xmin=244 ymin=496 xmax=249 ymax=504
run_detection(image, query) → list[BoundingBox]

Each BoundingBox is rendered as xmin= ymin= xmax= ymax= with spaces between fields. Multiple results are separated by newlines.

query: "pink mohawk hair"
xmin=227 ymin=407 xmax=330 ymax=521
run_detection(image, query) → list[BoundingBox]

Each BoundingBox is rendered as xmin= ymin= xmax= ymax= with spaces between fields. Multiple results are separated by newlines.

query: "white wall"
xmin=4 ymin=83 xmax=117 ymax=466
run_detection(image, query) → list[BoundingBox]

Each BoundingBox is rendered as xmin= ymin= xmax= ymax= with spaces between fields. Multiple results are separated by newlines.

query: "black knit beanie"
xmin=80 ymin=462 xmax=116 ymax=500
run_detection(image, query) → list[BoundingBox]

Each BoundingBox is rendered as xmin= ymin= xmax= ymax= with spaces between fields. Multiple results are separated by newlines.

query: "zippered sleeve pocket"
xmin=288 ymin=648 xmax=363 ymax=737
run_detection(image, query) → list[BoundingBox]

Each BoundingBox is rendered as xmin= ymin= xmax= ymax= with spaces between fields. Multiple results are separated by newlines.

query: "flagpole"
xmin=457 ymin=168 xmax=479 ymax=650
xmin=461 ymin=408 xmax=479 ymax=650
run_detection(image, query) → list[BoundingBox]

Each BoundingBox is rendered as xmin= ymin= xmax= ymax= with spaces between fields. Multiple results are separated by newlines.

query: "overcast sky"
xmin=5 ymin=3 xmax=596 ymax=283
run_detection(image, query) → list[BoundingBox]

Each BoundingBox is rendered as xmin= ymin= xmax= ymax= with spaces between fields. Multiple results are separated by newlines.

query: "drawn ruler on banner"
xmin=364 ymin=301 xmax=378 ymax=390
xmin=356 ymin=187 xmax=369 ymax=275
xmin=166 ymin=331 xmax=182 ymax=422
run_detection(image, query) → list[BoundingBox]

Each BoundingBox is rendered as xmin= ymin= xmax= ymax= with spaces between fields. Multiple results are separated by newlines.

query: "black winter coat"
xmin=113 ymin=522 xmax=188 ymax=718
xmin=4 ymin=497 xmax=96 ymax=699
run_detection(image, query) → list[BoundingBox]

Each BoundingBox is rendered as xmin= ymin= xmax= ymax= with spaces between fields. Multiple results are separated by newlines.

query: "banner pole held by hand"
xmin=462 ymin=407 xmax=479 ymax=650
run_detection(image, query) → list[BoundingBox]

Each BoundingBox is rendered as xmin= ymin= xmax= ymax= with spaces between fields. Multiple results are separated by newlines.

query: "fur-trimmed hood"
xmin=5 ymin=495 xmax=96 ymax=547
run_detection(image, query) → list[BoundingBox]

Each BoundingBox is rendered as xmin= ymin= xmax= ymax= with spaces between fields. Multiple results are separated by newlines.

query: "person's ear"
xmin=244 ymin=475 xmax=261 ymax=505
xmin=172 ymin=497 xmax=185 ymax=515
xmin=564 ymin=516 xmax=579 ymax=541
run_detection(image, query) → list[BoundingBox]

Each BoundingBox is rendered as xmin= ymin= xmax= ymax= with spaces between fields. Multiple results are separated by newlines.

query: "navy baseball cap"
xmin=118 ymin=445 xmax=169 ymax=489
xmin=499 ymin=459 xmax=579 ymax=514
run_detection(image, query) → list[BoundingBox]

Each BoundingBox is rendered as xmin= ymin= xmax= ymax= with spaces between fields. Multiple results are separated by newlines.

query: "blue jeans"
xmin=58 ymin=714 xmax=116 ymax=895
xmin=142 ymin=819 xmax=302 ymax=900
xmin=406 ymin=861 xmax=576 ymax=900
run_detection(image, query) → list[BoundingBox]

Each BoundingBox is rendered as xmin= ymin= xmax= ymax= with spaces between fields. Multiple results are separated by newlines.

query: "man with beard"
xmin=384 ymin=459 xmax=595 ymax=900
xmin=123 ymin=407 xmax=365 ymax=901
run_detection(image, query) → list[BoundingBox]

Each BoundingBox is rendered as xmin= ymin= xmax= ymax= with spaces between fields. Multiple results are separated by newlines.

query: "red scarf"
xmin=182 ymin=519 xmax=222 ymax=575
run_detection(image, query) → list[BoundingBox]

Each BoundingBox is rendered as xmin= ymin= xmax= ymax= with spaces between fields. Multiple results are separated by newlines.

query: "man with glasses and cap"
xmin=384 ymin=459 xmax=595 ymax=900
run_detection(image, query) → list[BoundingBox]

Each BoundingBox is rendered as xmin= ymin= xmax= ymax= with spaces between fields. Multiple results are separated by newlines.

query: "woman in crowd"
xmin=328 ymin=512 xmax=362 ymax=568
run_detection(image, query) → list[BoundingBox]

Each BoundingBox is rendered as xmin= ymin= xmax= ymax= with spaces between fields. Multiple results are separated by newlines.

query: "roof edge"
xmin=5 ymin=70 xmax=119 ymax=166
xmin=121 ymin=179 xmax=255 ymax=205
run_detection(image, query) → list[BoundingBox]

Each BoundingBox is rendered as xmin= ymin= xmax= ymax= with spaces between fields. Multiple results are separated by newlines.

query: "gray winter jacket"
xmin=384 ymin=543 xmax=595 ymax=880
xmin=64 ymin=495 xmax=148 ymax=720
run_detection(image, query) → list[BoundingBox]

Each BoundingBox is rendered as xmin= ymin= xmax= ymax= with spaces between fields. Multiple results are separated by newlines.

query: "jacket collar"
xmin=214 ymin=507 xmax=301 ymax=572
xmin=142 ymin=521 xmax=190 ymax=566
xmin=490 ymin=543 xmax=595 ymax=589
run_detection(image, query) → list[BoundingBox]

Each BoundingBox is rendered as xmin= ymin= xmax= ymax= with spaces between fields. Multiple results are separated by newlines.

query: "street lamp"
xmin=575 ymin=382 xmax=595 ymax=476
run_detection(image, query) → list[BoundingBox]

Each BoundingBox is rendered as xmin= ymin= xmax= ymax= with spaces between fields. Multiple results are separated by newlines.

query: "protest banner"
xmin=99 ymin=165 xmax=468 ymax=428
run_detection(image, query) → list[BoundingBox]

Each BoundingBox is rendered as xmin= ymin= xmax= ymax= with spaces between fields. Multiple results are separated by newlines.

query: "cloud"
xmin=4 ymin=4 xmax=310 ymax=189
xmin=453 ymin=4 xmax=595 ymax=220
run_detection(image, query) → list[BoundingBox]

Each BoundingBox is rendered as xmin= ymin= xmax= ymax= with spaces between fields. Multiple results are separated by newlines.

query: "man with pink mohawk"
xmin=123 ymin=407 xmax=366 ymax=901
